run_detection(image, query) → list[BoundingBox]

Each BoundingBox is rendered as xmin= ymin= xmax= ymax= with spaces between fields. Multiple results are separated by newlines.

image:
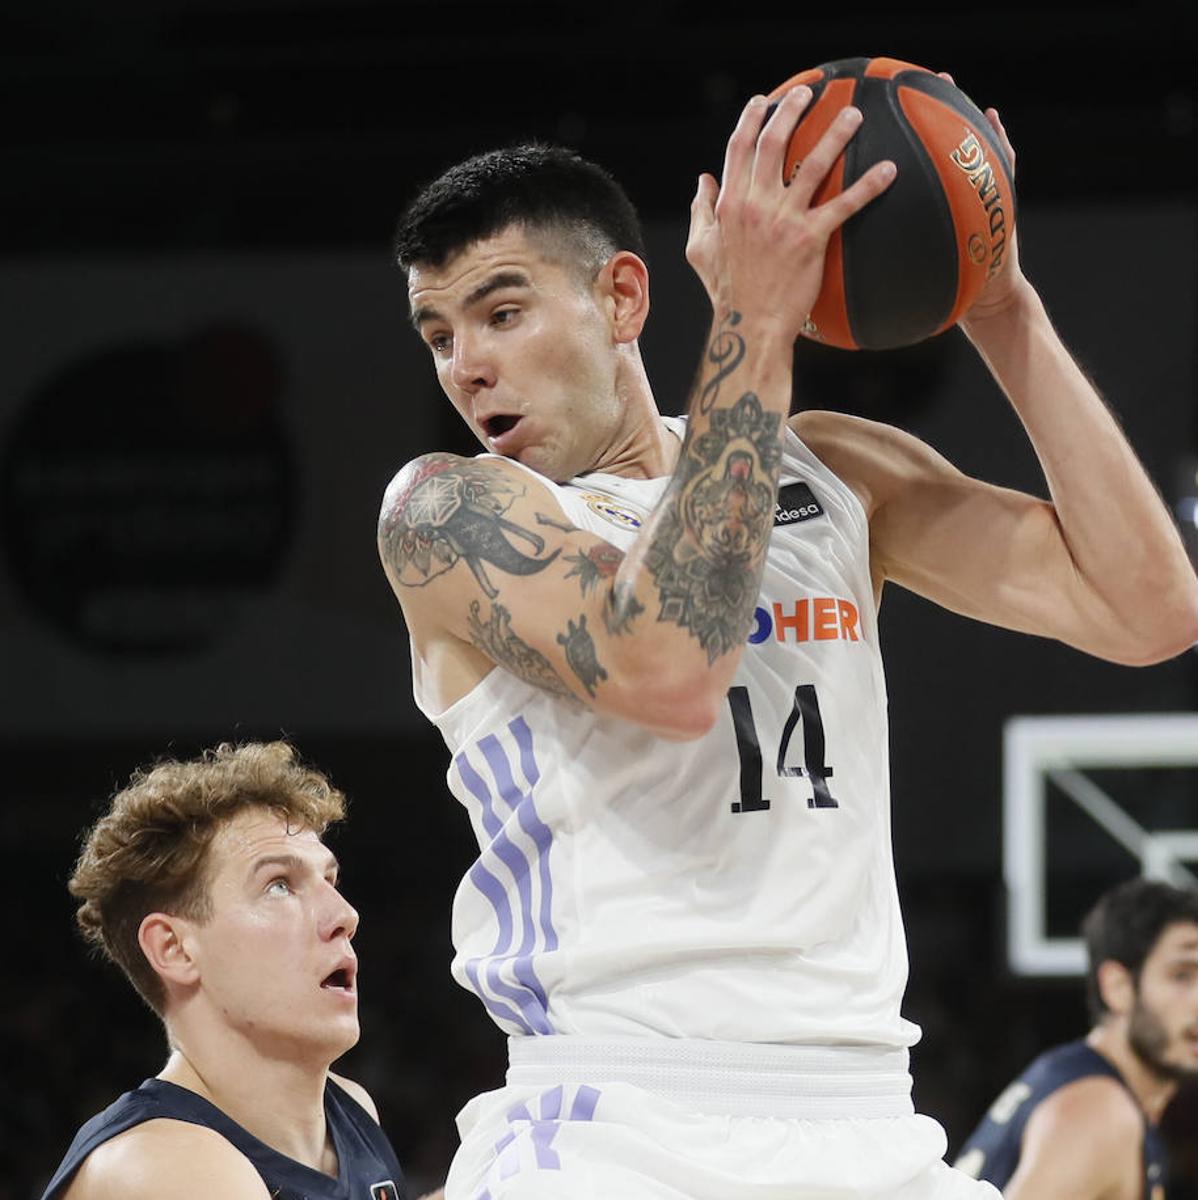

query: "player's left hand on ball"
xmin=959 ymin=102 xmax=1029 ymax=324
xmin=934 ymin=75 xmax=1029 ymax=324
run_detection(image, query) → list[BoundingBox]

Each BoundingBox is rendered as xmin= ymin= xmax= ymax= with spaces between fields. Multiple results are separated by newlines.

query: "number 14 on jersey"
xmin=728 ymin=684 xmax=839 ymax=813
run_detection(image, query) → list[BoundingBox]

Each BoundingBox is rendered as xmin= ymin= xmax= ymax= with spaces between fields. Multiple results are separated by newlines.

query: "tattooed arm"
xmin=379 ymin=451 xmax=663 ymax=721
xmin=378 ymin=426 xmax=783 ymax=735
xmin=380 ymin=88 xmax=894 ymax=736
xmin=591 ymin=86 xmax=895 ymax=727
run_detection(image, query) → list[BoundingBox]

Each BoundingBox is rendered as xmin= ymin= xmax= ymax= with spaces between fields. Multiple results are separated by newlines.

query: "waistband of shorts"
xmin=506 ymin=1036 xmax=914 ymax=1119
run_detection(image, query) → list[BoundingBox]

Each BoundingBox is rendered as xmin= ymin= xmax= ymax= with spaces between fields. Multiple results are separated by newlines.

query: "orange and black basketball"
xmin=768 ymin=57 xmax=1015 ymax=351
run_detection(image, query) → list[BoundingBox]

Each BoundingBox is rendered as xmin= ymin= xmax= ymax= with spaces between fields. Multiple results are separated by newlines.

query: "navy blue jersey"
xmin=40 ymin=1076 xmax=407 ymax=1200
xmin=954 ymin=1040 xmax=1168 ymax=1198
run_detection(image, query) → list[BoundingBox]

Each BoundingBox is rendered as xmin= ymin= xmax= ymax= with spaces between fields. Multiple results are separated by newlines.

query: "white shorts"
xmin=445 ymin=1038 xmax=1000 ymax=1199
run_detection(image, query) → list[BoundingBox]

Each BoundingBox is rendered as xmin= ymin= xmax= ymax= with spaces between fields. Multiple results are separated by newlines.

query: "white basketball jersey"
xmin=411 ymin=419 xmax=919 ymax=1048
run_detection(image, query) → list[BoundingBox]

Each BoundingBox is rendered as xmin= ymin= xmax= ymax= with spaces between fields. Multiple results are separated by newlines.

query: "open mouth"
xmin=482 ymin=414 xmax=520 ymax=439
xmin=320 ymin=966 xmax=355 ymax=992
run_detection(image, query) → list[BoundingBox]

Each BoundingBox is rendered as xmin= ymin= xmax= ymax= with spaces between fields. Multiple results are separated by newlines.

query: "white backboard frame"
xmin=1003 ymin=714 xmax=1198 ymax=976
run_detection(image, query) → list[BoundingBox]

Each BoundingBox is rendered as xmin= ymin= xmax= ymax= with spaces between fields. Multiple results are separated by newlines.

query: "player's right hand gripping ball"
xmin=771 ymin=56 xmax=1016 ymax=351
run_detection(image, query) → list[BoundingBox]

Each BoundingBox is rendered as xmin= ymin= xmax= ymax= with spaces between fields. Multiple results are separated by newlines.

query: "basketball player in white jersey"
xmin=378 ymin=86 xmax=1198 ymax=1198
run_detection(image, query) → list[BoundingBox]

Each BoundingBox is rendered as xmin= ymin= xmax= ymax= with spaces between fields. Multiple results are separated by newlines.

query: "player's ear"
xmin=1096 ymin=959 xmax=1135 ymax=1018
xmin=139 ymin=912 xmax=201 ymax=990
xmin=598 ymin=250 xmax=650 ymax=344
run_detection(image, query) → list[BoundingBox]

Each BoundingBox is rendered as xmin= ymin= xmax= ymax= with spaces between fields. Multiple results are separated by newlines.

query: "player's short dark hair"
xmin=1082 ymin=877 xmax=1198 ymax=1022
xmin=393 ymin=142 xmax=646 ymax=278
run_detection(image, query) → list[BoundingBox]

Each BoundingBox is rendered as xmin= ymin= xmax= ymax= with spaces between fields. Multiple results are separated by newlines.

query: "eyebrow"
xmin=247 ymin=852 xmax=339 ymax=882
xmin=410 ymin=269 xmax=532 ymax=330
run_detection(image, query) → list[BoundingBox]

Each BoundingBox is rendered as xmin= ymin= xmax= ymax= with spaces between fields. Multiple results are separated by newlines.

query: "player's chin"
xmin=324 ymin=1017 xmax=362 ymax=1058
xmin=514 ymin=442 xmax=564 ymax=481
xmin=316 ymin=1000 xmax=361 ymax=1041
xmin=1160 ymin=1041 xmax=1198 ymax=1080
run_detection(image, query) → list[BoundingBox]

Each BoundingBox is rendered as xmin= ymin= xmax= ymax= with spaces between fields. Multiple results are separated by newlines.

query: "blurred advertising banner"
xmin=0 ymin=253 xmax=437 ymax=736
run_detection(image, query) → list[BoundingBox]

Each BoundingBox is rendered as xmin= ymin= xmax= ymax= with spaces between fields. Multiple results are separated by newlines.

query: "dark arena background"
xmin=2 ymin=3 xmax=1196 ymax=1196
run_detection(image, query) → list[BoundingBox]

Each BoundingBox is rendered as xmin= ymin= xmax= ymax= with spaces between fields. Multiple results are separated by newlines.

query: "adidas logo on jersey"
xmin=774 ymin=481 xmax=824 ymax=526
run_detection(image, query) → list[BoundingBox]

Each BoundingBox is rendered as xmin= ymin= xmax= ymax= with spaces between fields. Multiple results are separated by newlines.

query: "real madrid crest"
xmin=579 ymin=492 xmax=644 ymax=531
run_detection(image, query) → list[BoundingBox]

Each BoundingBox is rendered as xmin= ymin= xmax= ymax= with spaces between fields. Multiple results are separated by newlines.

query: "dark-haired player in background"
xmin=956 ymin=878 xmax=1198 ymax=1198
xmin=41 ymin=742 xmax=439 ymax=1200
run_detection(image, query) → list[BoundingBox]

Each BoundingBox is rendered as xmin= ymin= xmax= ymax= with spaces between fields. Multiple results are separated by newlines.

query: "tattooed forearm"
xmin=646 ymin=391 xmax=781 ymax=663
xmin=468 ymin=600 xmax=577 ymax=702
xmin=563 ymin=544 xmax=622 ymax=596
xmin=556 ymin=614 xmax=607 ymax=697
xmin=563 ymin=544 xmax=643 ymax=637
xmin=696 ymin=310 xmax=747 ymax=415
xmin=379 ymin=455 xmax=559 ymax=597
xmin=565 ymin=543 xmax=643 ymax=635
xmin=604 ymin=582 xmax=644 ymax=636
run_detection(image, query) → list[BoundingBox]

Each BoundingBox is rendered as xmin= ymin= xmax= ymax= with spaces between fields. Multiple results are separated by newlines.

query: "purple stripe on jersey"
xmin=466 ymin=858 xmax=514 ymax=954
xmin=461 ymin=958 xmax=531 ymax=1035
xmin=457 ymin=748 xmax=551 ymax=1034
xmin=538 ymin=1085 xmax=563 ymax=1121
xmin=462 ymin=858 xmax=533 ymax=1035
xmin=482 ymin=896 xmax=552 ymax=1034
xmin=509 ymin=716 xmax=559 ymax=953
xmin=530 ymin=1121 xmax=562 ymax=1170
xmin=455 ymin=727 xmax=556 ymax=1035
xmin=484 ymin=1086 xmax=599 ymax=1186
xmin=458 ymin=744 xmax=535 ymax=1027
xmin=568 ymin=1085 xmax=602 ymax=1122
xmin=455 ymin=751 xmax=503 ymax=841
xmin=501 ymin=1095 xmax=561 ymax=1170
xmin=474 ymin=927 xmax=550 ymax=1035
xmin=477 ymin=732 xmax=553 ymax=1029
xmin=497 ymin=1102 xmax=531 ymax=1181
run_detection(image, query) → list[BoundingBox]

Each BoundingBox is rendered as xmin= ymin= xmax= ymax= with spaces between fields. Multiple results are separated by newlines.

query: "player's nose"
xmin=320 ymin=883 xmax=360 ymax=942
xmin=450 ymin=331 xmax=497 ymax=394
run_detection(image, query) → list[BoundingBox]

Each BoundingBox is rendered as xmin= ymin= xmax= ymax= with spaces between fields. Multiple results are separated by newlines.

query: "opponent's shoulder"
xmin=63 ymin=1118 xmax=269 ymax=1200
xmin=327 ymin=1071 xmax=380 ymax=1122
xmin=1013 ymin=1072 xmax=1143 ymax=1193
xmin=1029 ymin=1071 xmax=1142 ymax=1140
